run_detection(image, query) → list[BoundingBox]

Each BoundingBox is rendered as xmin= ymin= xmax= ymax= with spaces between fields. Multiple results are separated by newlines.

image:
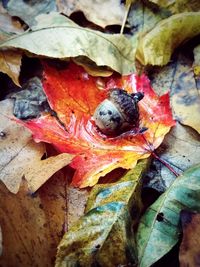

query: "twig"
xmin=120 ymin=2 xmax=132 ymax=34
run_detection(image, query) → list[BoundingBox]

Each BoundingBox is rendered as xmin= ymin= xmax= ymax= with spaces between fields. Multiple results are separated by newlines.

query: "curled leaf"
xmin=136 ymin=12 xmax=200 ymax=66
xmin=21 ymin=62 xmax=175 ymax=188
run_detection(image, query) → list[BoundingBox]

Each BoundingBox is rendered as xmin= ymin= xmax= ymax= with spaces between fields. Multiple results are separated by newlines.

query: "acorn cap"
xmin=109 ymin=89 xmax=143 ymax=125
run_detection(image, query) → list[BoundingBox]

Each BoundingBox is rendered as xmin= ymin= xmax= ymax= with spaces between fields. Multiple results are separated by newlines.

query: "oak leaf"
xmin=21 ymin=62 xmax=175 ymax=188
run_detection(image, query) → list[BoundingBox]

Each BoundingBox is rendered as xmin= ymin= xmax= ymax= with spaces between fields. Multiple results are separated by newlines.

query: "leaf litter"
xmin=0 ymin=0 xmax=200 ymax=266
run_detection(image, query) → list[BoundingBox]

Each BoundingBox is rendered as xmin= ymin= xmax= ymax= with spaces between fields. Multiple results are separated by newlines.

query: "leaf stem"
xmin=120 ymin=2 xmax=131 ymax=34
xmin=152 ymin=152 xmax=179 ymax=177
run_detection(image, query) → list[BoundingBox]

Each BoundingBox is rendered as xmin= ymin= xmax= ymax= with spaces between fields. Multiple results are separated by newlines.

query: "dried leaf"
xmin=136 ymin=164 xmax=200 ymax=267
xmin=0 ymin=170 xmax=67 ymax=266
xmin=0 ymin=12 xmax=136 ymax=75
xmin=0 ymin=225 xmax=2 ymax=256
xmin=57 ymin=0 xmax=125 ymax=28
xmin=0 ymin=99 xmax=73 ymax=193
xmin=136 ymin=12 xmax=200 ymax=66
xmin=0 ymin=50 xmax=21 ymax=86
xmin=5 ymin=0 xmax=56 ymax=26
xmin=56 ymin=160 xmax=148 ymax=267
xmin=21 ymin=62 xmax=175 ymax=188
xmin=179 ymin=211 xmax=200 ymax=267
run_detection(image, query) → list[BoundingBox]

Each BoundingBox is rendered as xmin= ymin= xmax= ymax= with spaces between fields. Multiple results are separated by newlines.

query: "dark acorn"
xmin=93 ymin=88 xmax=144 ymax=136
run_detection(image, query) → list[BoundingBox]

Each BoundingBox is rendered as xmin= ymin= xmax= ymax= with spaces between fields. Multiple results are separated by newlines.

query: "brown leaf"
xmin=0 ymin=225 xmax=2 ymax=256
xmin=57 ymin=0 xmax=125 ymax=28
xmin=0 ymin=170 xmax=67 ymax=266
xmin=179 ymin=211 xmax=200 ymax=267
xmin=0 ymin=99 xmax=74 ymax=193
xmin=0 ymin=50 xmax=22 ymax=86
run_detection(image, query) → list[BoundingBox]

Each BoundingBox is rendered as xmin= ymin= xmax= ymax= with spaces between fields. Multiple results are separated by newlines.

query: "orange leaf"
xmin=22 ymin=62 xmax=175 ymax=188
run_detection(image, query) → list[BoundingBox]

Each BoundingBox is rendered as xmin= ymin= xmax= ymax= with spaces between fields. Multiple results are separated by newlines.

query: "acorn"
xmin=93 ymin=88 xmax=144 ymax=136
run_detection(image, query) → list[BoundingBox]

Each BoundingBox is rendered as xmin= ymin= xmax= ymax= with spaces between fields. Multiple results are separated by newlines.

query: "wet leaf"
xmin=136 ymin=164 xmax=200 ymax=267
xmin=0 ymin=170 xmax=67 ymax=266
xmin=21 ymin=62 xmax=175 ymax=188
xmin=5 ymin=0 xmax=56 ymax=27
xmin=0 ymin=99 xmax=74 ymax=193
xmin=56 ymin=160 xmax=148 ymax=267
xmin=179 ymin=211 xmax=200 ymax=267
xmin=136 ymin=12 xmax=200 ymax=66
xmin=0 ymin=12 xmax=136 ymax=75
xmin=193 ymin=44 xmax=200 ymax=77
xmin=57 ymin=0 xmax=125 ymax=28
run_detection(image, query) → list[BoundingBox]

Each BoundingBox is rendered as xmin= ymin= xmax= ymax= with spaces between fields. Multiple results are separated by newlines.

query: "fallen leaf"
xmin=146 ymin=122 xmax=200 ymax=191
xmin=170 ymin=54 xmax=200 ymax=134
xmin=136 ymin=163 xmax=200 ymax=267
xmin=136 ymin=12 xmax=200 ymax=66
xmin=0 ymin=12 xmax=136 ymax=75
xmin=57 ymin=0 xmax=125 ymax=28
xmin=56 ymin=159 xmax=148 ymax=267
xmin=20 ymin=62 xmax=175 ymax=188
xmin=0 ymin=50 xmax=21 ymax=86
xmin=0 ymin=170 xmax=67 ymax=266
xmin=0 ymin=99 xmax=74 ymax=193
xmin=5 ymin=0 xmax=56 ymax=26
xmin=193 ymin=44 xmax=200 ymax=77
xmin=179 ymin=211 xmax=200 ymax=267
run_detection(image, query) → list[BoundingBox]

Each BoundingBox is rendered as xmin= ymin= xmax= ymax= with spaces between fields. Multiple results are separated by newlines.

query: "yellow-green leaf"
xmin=0 ymin=12 xmax=136 ymax=75
xmin=136 ymin=12 xmax=200 ymax=66
xmin=56 ymin=160 xmax=148 ymax=267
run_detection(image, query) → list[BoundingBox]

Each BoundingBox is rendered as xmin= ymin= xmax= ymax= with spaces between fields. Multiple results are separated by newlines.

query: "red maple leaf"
xmin=22 ymin=62 xmax=175 ymax=187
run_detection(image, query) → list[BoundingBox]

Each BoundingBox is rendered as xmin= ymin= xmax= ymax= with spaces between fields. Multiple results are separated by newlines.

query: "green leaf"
xmin=0 ymin=12 xmax=136 ymax=75
xmin=136 ymin=164 xmax=200 ymax=267
xmin=136 ymin=12 xmax=200 ymax=66
xmin=56 ymin=160 xmax=149 ymax=267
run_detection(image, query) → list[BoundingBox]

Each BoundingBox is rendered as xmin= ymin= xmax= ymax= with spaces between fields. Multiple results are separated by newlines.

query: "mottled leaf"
xmin=136 ymin=164 xmax=200 ymax=267
xmin=136 ymin=12 xmax=200 ymax=66
xmin=0 ymin=99 xmax=74 ymax=193
xmin=57 ymin=0 xmax=125 ymax=28
xmin=21 ymin=62 xmax=175 ymax=188
xmin=0 ymin=12 xmax=136 ymax=75
xmin=56 ymin=160 xmax=148 ymax=267
xmin=179 ymin=211 xmax=200 ymax=267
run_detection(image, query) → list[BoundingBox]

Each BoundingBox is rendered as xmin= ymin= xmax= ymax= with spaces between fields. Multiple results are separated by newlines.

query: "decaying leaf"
xmin=5 ymin=0 xmax=56 ymax=27
xmin=179 ymin=211 xmax=200 ymax=267
xmin=136 ymin=12 xmax=200 ymax=66
xmin=0 ymin=12 xmax=136 ymax=75
xmin=146 ymin=122 xmax=200 ymax=191
xmin=21 ymin=62 xmax=175 ymax=188
xmin=136 ymin=163 xmax=200 ymax=267
xmin=57 ymin=0 xmax=125 ymax=28
xmin=0 ymin=170 xmax=67 ymax=266
xmin=170 ymin=54 xmax=200 ymax=134
xmin=56 ymin=160 xmax=148 ymax=267
xmin=0 ymin=99 xmax=73 ymax=193
xmin=193 ymin=44 xmax=200 ymax=76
